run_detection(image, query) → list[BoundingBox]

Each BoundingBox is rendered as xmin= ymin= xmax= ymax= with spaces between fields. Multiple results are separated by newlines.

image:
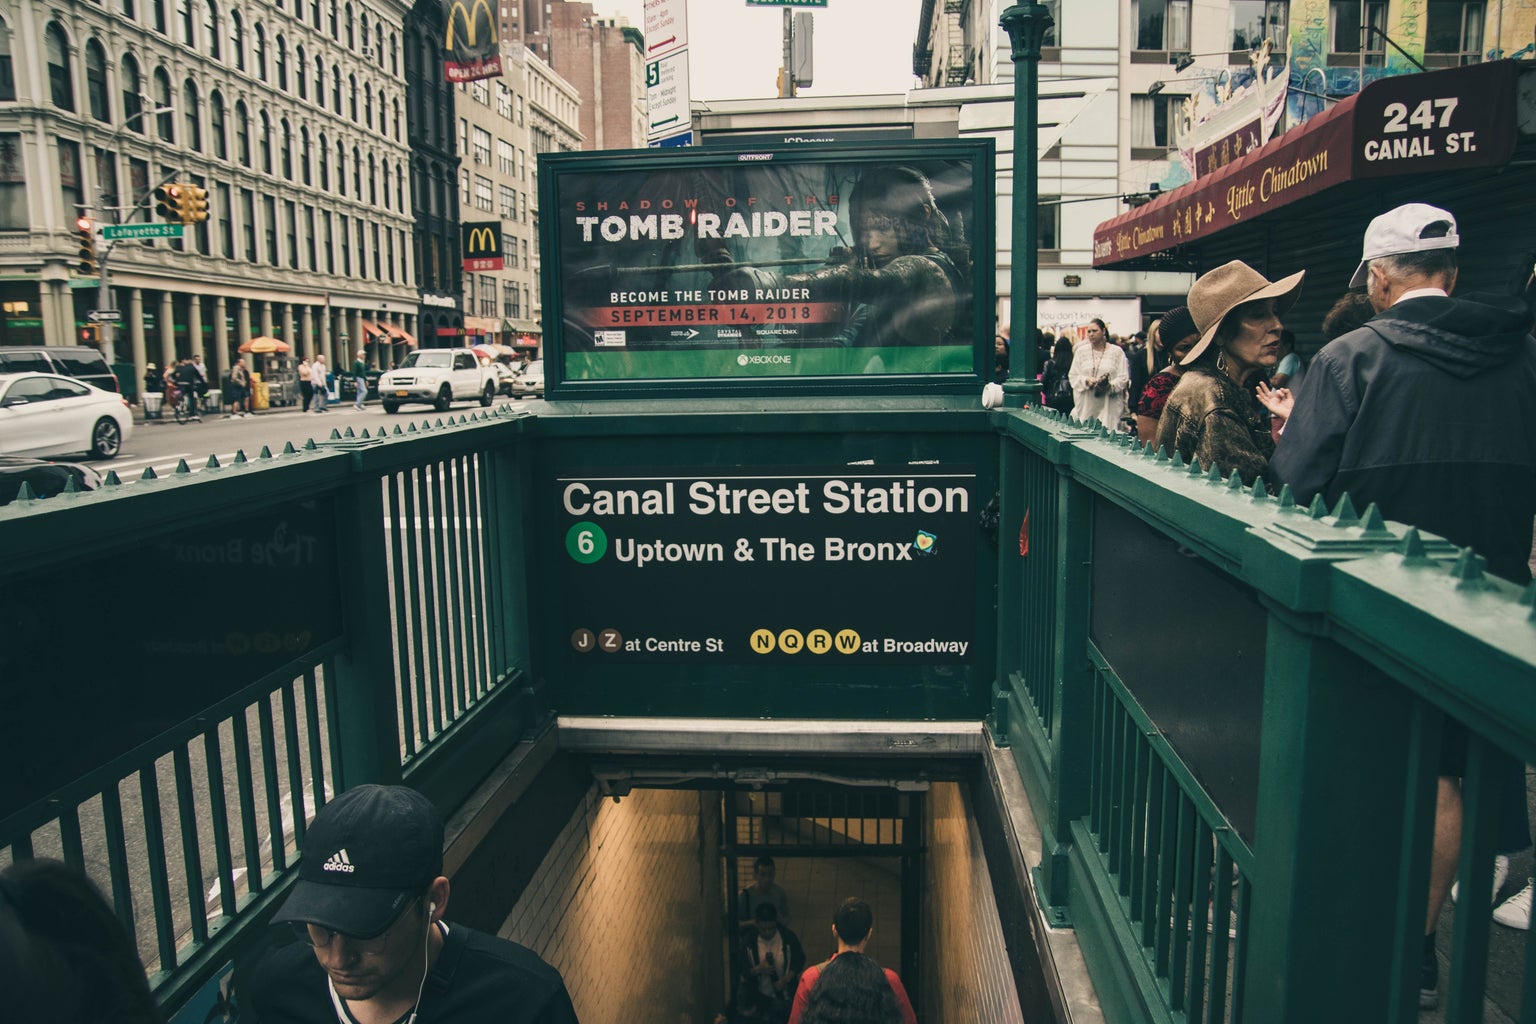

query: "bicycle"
xmin=166 ymin=383 xmax=202 ymax=425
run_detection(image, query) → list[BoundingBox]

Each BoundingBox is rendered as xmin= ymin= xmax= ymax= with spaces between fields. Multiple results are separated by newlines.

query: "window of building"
xmin=313 ymin=57 xmax=324 ymax=108
xmin=229 ymin=11 xmax=244 ymax=71
xmin=498 ymin=184 xmax=515 ymax=219
xmin=473 ymin=175 xmax=493 ymax=212
xmin=329 ymin=1 xmax=338 ymax=39
xmin=264 ymin=194 xmax=278 ymax=265
xmin=332 ymin=66 xmax=341 ymax=110
xmin=285 ymin=200 xmax=298 ymax=268
xmin=495 ymin=81 xmax=512 ymax=118
xmin=276 ymin=35 xmax=288 ymax=90
xmin=322 ymin=210 xmax=334 ymax=273
xmin=349 ymin=74 xmax=358 ymax=121
xmin=258 ymin=110 xmax=271 ymax=173
xmin=385 ymin=229 xmax=394 ymax=282
xmin=372 ymin=224 xmax=381 ymax=280
xmin=1329 ymin=0 xmax=1386 ymax=60
xmin=122 ymin=0 xmax=136 ymax=20
xmin=336 ymin=141 xmax=346 ymax=196
xmin=496 ymin=138 xmax=513 ymax=175
xmin=389 ymin=32 xmax=397 ymax=75
xmin=368 ymin=154 xmax=377 ymax=205
xmin=153 ymin=0 xmax=167 ymax=34
xmin=457 ymin=117 xmax=468 ymax=158
xmin=339 ymin=213 xmax=350 ymax=275
xmin=46 ymin=23 xmax=75 ymax=111
xmin=121 ymin=55 xmax=142 ymax=128
xmin=154 ymin=68 xmax=173 ymax=139
xmin=1230 ymin=1 xmax=1288 ymax=50
xmin=352 ymin=145 xmax=361 ymax=197
xmin=253 ymin=23 xmax=266 ymax=79
xmin=58 ymin=139 xmax=83 ymax=228
xmin=472 ymin=127 xmax=491 ymax=165
xmin=217 ymin=182 xmax=233 ymax=256
xmin=1037 ymin=196 xmax=1061 ymax=256
xmin=94 ymin=148 xmax=119 ymax=209
xmin=515 ymin=95 xmax=523 ymax=126
xmin=1426 ymin=1 xmax=1484 ymax=64
xmin=1133 ymin=0 xmax=1190 ymax=51
xmin=300 ymin=127 xmax=311 ymax=184
xmin=344 ymin=3 xmax=354 ymax=48
xmin=393 ymin=99 xmax=401 ymax=140
xmin=241 ymin=189 xmax=256 ymax=260
xmin=296 ymin=46 xmax=307 ymax=99
xmin=280 ymin=119 xmax=291 ymax=178
xmin=183 ymin=79 xmax=201 ymax=150
xmin=210 ymin=90 xmax=226 ymax=158
xmin=235 ymin=100 xmax=250 ymax=165
xmin=520 ymin=237 xmax=528 ymax=268
xmin=318 ymin=132 xmax=329 ymax=188
xmin=396 ymin=162 xmax=403 ymax=210
xmin=460 ymin=169 xmax=469 ymax=207
xmin=1131 ymin=94 xmax=1183 ymax=154
xmin=206 ymin=0 xmax=221 ymax=60
xmin=179 ymin=0 xmax=196 ymax=46
xmin=0 ymin=19 xmax=14 ymax=103
xmin=85 ymin=40 xmax=109 ymax=121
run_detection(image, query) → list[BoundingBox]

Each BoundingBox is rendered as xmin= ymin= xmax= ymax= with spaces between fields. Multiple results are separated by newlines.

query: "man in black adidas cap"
xmin=247 ymin=784 xmax=578 ymax=1023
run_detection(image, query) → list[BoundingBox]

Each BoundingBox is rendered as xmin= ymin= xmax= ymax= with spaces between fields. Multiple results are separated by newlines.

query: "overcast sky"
xmin=600 ymin=0 xmax=924 ymax=100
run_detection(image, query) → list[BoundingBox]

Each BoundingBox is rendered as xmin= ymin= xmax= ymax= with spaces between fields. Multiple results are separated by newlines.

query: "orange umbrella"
xmin=238 ymin=336 xmax=291 ymax=354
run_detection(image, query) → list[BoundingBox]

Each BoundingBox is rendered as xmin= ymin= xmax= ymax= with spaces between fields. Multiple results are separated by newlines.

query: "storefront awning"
xmin=357 ymin=318 xmax=390 ymax=343
xmin=1093 ymin=61 xmax=1521 ymax=268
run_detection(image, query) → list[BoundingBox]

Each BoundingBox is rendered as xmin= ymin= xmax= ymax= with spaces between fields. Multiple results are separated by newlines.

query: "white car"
xmin=0 ymin=372 xmax=133 ymax=459
xmin=377 ymin=349 xmax=498 ymax=413
xmin=511 ymin=359 xmax=545 ymax=399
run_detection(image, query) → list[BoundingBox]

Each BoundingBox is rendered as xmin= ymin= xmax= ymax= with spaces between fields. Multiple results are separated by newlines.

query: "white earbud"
xmin=429 ymin=902 xmax=437 ymax=915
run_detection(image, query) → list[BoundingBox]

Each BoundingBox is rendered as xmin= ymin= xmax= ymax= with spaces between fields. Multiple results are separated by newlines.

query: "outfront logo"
xmin=322 ymin=849 xmax=356 ymax=873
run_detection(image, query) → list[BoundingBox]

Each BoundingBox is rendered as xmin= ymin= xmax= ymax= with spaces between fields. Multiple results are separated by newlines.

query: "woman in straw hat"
xmin=1155 ymin=261 xmax=1304 ymax=486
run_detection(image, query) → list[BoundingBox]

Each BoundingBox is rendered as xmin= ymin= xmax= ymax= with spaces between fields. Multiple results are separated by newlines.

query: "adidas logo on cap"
xmin=322 ymin=849 xmax=356 ymax=874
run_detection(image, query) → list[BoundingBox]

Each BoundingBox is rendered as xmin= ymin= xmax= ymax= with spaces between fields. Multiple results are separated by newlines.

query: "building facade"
xmin=403 ymin=0 xmax=462 ymax=348
xmin=4 ymin=0 xmax=420 ymax=393
xmin=547 ymin=2 xmax=644 ymax=152
xmin=454 ymin=46 xmax=580 ymax=352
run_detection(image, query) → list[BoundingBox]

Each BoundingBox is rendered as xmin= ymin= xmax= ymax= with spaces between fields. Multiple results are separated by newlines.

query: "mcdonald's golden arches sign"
xmin=462 ymin=221 xmax=504 ymax=271
xmin=443 ymin=0 xmax=502 ymax=83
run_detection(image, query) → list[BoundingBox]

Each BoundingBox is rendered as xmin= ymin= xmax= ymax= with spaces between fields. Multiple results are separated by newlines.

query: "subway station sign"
xmin=553 ymin=465 xmax=977 ymax=666
xmin=1093 ymin=60 xmax=1519 ymax=266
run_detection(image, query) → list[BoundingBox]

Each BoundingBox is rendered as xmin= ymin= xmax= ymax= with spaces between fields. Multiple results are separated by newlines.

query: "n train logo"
xmin=462 ymin=221 xmax=504 ymax=272
xmin=443 ymin=0 xmax=502 ymax=83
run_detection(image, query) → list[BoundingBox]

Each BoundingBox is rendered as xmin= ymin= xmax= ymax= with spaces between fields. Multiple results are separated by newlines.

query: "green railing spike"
xmin=1451 ymin=548 xmax=1487 ymax=585
xmin=233 ymin=449 xmax=248 ymax=464
xmin=15 ymin=480 xmax=36 ymax=501
xmin=1202 ymin=462 xmax=1220 ymax=481
xmin=1359 ymin=503 xmax=1388 ymax=534
xmin=1227 ymin=469 xmax=1244 ymax=490
xmin=1170 ymin=451 xmax=1185 ymax=468
xmin=435 ymin=418 xmax=445 ymax=428
xmin=344 ymin=427 xmax=356 ymax=438
xmin=407 ymin=422 xmax=418 ymax=433
xmin=1250 ymin=478 xmax=1268 ymax=501
xmin=1398 ymin=528 xmax=1427 ymax=560
xmin=393 ymin=425 xmax=403 ymax=435
xmin=303 ymin=438 xmax=318 ymax=450
xmin=1307 ymin=494 xmax=1329 ymax=518
xmin=282 ymin=441 xmax=297 ymax=455
xmin=1157 ymin=445 xmax=1172 ymax=462
xmin=63 ymin=475 xmax=81 ymax=493
xmin=103 ymin=470 xmax=121 ymax=486
xmin=361 ymin=428 xmax=371 ymax=438
xmin=1276 ymin=483 xmax=1296 ymax=509
xmin=205 ymin=455 xmax=221 ymax=469
xmin=141 ymin=467 xmax=158 ymax=481
xmin=329 ymin=428 xmax=342 ymax=440
xmin=259 ymin=445 xmax=273 ymax=459
xmin=1330 ymin=493 xmax=1359 ymax=525
xmin=174 ymin=459 xmax=191 ymax=474
xmin=1187 ymin=458 xmax=1204 ymax=477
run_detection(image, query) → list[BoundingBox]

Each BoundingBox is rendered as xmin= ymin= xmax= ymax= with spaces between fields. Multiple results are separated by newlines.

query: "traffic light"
xmin=183 ymin=185 xmax=209 ymax=223
xmin=154 ymin=183 xmax=182 ymax=221
xmin=76 ymin=216 xmax=97 ymax=275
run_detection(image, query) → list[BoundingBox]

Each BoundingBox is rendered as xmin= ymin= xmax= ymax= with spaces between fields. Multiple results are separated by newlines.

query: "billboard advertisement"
xmin=444 ymin=0 xmax=502 ymax=83
xmin=538 ymin=141 xmax=995 ymax=397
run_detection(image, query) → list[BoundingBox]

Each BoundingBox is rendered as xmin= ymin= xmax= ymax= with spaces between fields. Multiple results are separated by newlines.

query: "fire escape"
xmin=944 ymin=0 xmax=972 ymax=86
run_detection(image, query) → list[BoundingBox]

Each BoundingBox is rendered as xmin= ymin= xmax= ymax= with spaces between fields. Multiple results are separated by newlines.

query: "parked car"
xmin=0 ymin=372 xmax=134 ymax=459
xmin=0 ymin=457 xmax=102 ymax=506
xmin=511 ymin=359 xmax=545 ymax=399
xmin=0 ymin=346 xmax=119 ymax=392
xmin=376 ymin=349 xmax=498 ymax=413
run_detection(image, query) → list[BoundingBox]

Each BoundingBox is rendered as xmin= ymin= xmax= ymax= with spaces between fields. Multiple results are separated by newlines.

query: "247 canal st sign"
xmin=1092 ymin=60 xmax=1520 ymax=266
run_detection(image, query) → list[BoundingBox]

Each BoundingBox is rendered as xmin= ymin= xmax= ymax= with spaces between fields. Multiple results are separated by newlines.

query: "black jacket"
xmin=1271 ymin=292 xmax=1536 ymax=583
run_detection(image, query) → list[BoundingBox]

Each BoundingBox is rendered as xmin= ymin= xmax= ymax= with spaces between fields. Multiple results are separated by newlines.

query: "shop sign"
xmin=1093 ymin=60 xmax=1520 ymax=266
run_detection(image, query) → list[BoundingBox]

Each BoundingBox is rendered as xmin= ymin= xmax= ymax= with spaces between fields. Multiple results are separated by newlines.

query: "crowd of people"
xmin=1028 ymin=202 xmax=1536 ymax=1010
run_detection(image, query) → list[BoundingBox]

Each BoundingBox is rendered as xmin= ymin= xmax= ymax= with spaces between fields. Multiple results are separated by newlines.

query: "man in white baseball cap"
xmin=1272 ymin=205 xmax=1536 ymax=1009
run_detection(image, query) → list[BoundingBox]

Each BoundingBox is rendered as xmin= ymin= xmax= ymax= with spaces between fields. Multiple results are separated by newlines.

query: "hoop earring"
xmin=1216 ymin=349 xmax=1229 ymax=375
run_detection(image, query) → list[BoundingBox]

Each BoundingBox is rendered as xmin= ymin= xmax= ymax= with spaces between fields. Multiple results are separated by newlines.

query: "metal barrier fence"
xmin=0 ymin=410 xmax=538 ymax=1011
xmin=992 ymin=404 xmax=1536 ymax=1024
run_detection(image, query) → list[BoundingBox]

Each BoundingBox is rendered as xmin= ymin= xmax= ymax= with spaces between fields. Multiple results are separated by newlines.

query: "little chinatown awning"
xmin=1093 ymin=60 xmax=1521 ymax=269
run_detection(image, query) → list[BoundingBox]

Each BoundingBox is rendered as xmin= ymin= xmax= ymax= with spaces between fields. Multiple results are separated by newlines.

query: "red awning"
xmin=357 ymin=318 xmax=391 ymax=343
xmin=1093 ymin=61 xmax=1520 ymax=268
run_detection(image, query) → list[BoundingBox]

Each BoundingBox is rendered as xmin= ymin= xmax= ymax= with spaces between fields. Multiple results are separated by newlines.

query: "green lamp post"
xmin=1000 ymin=4 xmax=1054 ymax=401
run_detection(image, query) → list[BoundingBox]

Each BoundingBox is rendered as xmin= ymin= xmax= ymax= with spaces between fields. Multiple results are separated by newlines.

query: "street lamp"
xmin=999 ymin=3 xmax=1053 ymax=398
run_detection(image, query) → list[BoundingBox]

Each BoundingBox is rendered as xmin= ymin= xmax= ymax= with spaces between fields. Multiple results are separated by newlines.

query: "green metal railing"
xmin=992 ymin=403 xmax=1536 ymax=1023
xmin=0 ymin=410 xmax=538 ymax=1010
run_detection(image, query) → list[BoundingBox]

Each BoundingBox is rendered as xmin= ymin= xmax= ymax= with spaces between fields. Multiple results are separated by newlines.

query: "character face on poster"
xmin=544 ymin=144 xmax=992 ymax=390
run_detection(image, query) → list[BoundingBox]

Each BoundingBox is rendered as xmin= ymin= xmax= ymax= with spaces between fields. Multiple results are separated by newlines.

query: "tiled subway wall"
xmin=499 ymin=786 xmax=723 ymax=1022
xmin=923 ymin=781 xmax=1026 ymax=1023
